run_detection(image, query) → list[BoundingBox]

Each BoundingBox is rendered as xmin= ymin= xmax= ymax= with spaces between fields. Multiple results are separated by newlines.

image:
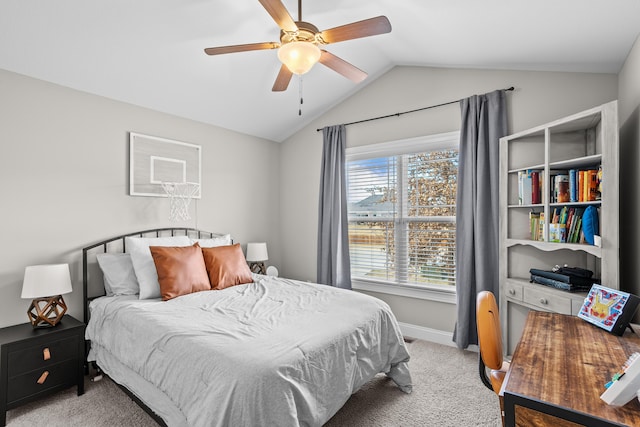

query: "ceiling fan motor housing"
xmin=280 ymin=21 xmax=323 ymax=45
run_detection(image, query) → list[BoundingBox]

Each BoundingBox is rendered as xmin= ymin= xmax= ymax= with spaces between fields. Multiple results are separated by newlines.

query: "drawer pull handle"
xmin=540 ymin=298 xmax=548 ymax=305
xmin=37 ymin=371 xmax=49 ymax=384
xmin=508 ymin=289 xmax=515 ymax=295
xmin=43 ymin=348 xmax=51 ymax=360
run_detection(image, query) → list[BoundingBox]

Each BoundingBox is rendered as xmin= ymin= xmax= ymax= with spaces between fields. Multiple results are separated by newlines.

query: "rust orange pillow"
xmin=150 ymin=243 xmax=211 ymax=300
xmin=201 ymin=243 xmax=253 ymax=290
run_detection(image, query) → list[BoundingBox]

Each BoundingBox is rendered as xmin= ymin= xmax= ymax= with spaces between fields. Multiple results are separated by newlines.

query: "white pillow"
xmin=125 ymin=235 xmax=191 ymax=299
xmin=96 ymin=253 xmax=139 ymax=296
xmin=191 ymin=234 xmax=232 ymax=248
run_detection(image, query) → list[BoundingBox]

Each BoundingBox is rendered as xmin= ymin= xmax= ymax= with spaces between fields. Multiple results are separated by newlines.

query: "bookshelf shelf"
xmin=507 ymin=204 xmax=543 ymax=209
xmin=550 ymin=154 xmax=602 ymax=170
xmin=505 ymin=238 xmax=603 ymax=257
xmin=549 ymin=201 xmax=601 ymax=208
xmin=508 ymin=163 xmax=545 ymax=174
xmin=499 ymin=100 xmax=619 ymax=356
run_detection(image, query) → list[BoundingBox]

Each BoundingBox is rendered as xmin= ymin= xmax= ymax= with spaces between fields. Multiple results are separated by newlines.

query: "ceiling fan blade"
xmin=319 ymin=50 xmax=367 ymax=83
xmin=319 ymin=16 xmax=391 ymax=44
xmin=272 ymin=64 xmax=293 ymax=92
xmin=258 ymin=0 xmax=298 ymax=32
xmin=204 ymin=42 xmax=279 ymax=56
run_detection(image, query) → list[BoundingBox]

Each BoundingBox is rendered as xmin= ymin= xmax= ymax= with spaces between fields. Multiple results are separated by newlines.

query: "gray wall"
xmin=618 ymin=35 xmax=640 ymax=314
xmin=279 ymin=66 xmax=618 ymax=333
xmin=1 ymin=61 xmax=630 ymax=335
xmin=0 ymin=69 xmax=281 ymax=328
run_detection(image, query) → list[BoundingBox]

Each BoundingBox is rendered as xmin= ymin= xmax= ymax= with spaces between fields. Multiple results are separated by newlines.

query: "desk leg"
xmin=503 ymin=393 xmax=516 ymax=427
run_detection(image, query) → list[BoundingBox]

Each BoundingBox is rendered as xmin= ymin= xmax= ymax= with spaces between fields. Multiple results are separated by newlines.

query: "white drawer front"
xmin=503 ymin=281 xmax=523 ymax=301
xmin=524 ymin=287 xmax=572 ymax=314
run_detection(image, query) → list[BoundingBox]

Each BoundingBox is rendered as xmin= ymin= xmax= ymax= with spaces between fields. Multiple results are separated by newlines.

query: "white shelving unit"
xmin=499 ymin=100 xmax=619 ymax=355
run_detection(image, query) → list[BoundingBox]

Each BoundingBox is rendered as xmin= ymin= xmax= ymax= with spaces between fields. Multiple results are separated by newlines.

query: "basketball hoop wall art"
xmin=129 ymin=132 xmax=201 ymax=198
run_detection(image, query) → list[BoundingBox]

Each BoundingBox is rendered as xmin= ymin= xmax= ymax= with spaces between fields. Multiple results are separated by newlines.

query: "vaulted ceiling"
xmin=1 ymin=0 xmax=639 ymax=142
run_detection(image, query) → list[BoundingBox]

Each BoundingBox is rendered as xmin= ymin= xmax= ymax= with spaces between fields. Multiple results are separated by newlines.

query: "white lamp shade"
xmin=21 ymin=264 xmax=73 ymax=298
xmin=277 ymin=41 xmax=321 ymax=75
xmin=245 ymin=243 xmax=268 ymax=262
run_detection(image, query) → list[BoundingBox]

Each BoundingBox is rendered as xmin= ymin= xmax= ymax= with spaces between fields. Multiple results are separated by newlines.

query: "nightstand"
xmin=0 ymin=315 xmax=84 ymax=426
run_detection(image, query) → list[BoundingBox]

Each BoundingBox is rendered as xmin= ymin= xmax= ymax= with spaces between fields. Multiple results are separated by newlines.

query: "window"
xmin=346 ymin=131 xmax=459 ymax=296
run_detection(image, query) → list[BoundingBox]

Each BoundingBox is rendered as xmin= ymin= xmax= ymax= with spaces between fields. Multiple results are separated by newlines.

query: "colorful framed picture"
xmin=578 ymin=284 xmax=640 ymax=336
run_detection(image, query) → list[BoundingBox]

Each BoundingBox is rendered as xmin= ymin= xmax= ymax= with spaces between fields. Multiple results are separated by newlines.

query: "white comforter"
xmin=86 ymin=276 xmax=412 ymax=427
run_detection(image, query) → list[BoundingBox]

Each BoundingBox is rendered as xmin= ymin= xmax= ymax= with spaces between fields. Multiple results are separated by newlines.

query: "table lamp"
xmin=21 ymin=264 xmax=73 ymax=328
xmin=245 ymin=243 xmax=268 ymax=275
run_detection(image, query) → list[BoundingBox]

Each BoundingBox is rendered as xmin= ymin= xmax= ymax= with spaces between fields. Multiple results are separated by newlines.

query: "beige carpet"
xmin=6 ymin=340 xmax=502 ymax=426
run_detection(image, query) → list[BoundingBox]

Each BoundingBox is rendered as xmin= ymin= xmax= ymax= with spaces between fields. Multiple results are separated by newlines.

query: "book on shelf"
xmin=576 ymin=168 xmax=601 ymax=202
xmin=529 ymin=268 xmax=597 ymax=287
xmin=547 ymin=170 xmax=563 ymax=203
xmin=548 ymin=167 xmax=602 ymax=203
xmin=529 ymin=206 xmax=590 ymax=245
xmin=548 ymin=206 xmax=571 ymax=243
xmin=518 ymin=170 xmax=542 ymax=205
xmin=518 ymin=170 xmax=530 ymax=205
xmin=589 ymin=169 xmax=599 ymax=201
xmin=569 ymin=169 xmax=578 ymax=202
xmin=549 ymin=223 xmax=566 ymax=243
xmin=555 ymin=174 xmax=570 ymax=203
xmin=531 ymin=171 xmax=541 ymax=204
xmin=530 ymin=274 xmax=593 ymax=292
xmin=596 ymin=165 xmax=603 ymax=200
xmin=537 ymin=211 xmax=545 ymax=241
xmin=529 ymin=211 xmax=541 ymax=241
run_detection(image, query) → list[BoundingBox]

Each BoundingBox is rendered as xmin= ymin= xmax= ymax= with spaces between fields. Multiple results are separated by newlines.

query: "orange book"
xmin=582 ymin=170 xmax=589 ymax=202
xmin=578 ymin=171 xmax=583 ymax=202
xmin=588 ymin=169 xmax=598 ymax=201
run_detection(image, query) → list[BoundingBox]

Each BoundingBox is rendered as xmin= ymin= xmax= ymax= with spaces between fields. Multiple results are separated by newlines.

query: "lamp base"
xmin=248 ymin=262 xmax=266 ymax=275
xmin=27 ymin=295 xmax=67 ymax=328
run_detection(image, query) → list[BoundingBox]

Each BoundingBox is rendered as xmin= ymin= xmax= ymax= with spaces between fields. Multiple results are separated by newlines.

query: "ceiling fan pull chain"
xmin=299 ymin=75 xmax=303 ymax=116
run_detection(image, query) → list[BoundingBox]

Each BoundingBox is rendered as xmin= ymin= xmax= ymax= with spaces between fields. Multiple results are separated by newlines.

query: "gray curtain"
xmin=317 ymin=124 xmax=352 ymax=289
xmin=453 ymin=90 xmax=508 ymax=349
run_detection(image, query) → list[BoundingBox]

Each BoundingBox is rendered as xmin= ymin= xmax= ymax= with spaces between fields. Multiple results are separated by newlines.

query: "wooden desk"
xmin=502 ymin=311 xmax=640 ymax=427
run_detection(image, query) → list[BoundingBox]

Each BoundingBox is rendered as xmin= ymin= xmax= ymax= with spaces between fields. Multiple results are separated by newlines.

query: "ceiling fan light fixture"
xmin=277 ymin=41 xmax=321 ymax=75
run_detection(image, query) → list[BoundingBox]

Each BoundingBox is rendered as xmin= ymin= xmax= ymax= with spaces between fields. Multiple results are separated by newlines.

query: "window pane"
xmin=407 ymin=150 xmax=458 ymax=217
xmin=408 ymin=221 xmax=456 ymax=286
xmin=348 ymin=221 xmax=395 ymax=280
xmin=347 ymin=157 xmax=397 ymax=218
xmin=346 ymin=133 xmax=459 ymax=290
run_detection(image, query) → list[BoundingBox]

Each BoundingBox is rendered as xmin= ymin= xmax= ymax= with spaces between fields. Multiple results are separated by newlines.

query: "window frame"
xmin=346 ymin=131 xmax=460 ymax=304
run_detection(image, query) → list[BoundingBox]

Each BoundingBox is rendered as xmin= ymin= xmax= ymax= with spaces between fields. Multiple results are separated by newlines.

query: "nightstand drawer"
xmin=7 ymin=360 xmax=78 ymax=404
xmin=7 ymin=336 xmax=78 ymax=376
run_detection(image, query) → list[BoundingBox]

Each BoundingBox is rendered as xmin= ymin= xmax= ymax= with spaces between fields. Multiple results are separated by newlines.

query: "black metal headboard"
xmin=81 ymin=227 xmax=223 ymax=325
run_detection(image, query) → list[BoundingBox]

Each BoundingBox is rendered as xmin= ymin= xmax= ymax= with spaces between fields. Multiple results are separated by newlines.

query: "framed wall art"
xmin=129 ymin=132 xmax=201 ymax=198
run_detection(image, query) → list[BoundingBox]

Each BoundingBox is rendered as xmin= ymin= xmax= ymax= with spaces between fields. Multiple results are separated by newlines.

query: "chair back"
xmin=476 ymin=291 xmax=503 ymax=370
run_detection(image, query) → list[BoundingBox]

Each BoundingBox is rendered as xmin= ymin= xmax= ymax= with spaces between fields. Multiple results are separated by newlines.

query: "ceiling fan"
xmin=204 ymin=0 xmax=392 ymax=92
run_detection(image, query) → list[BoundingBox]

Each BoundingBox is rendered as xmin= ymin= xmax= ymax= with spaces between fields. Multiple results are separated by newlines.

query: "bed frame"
xmin=81 ymin=227 xmax=223 ymax=426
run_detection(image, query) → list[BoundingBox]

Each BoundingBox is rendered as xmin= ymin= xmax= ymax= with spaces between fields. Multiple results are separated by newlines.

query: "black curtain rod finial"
xmin=317 ymin=86 xmax=515 ymax=132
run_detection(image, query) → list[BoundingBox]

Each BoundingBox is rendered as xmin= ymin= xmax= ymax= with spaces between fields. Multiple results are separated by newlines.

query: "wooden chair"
xmin=476 ymin=290 xmax=510 ymax=423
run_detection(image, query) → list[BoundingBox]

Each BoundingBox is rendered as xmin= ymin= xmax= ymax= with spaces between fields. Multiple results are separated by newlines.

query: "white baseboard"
xmin=399 ymin=321 xmax=479 ymax=352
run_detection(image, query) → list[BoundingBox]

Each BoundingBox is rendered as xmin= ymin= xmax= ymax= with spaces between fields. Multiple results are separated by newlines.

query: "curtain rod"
xmin=316 ymin=86 xmax=514 ymax=132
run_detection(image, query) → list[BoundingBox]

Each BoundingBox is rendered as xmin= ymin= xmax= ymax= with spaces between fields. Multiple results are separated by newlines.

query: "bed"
xmin=82 ymin=228 xmax=412 ymax=427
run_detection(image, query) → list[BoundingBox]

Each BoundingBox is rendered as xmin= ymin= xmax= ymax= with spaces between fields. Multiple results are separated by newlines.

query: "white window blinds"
xmin=346 ymin=132 xmax=458 ymax=289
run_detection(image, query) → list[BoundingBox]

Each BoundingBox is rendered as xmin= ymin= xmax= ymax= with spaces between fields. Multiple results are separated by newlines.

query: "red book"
xmin=531 ymin=171 xmax=540 ymax=204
